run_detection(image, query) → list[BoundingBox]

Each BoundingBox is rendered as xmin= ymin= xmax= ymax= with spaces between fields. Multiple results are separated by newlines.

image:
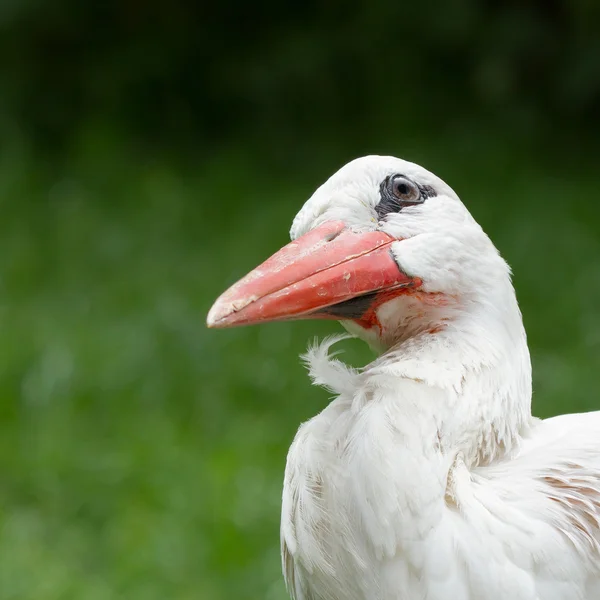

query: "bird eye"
xmin=390 ymin=175 xmax=421 ymax=204
xmin=376 ymin=174 xmax=434 ymax=220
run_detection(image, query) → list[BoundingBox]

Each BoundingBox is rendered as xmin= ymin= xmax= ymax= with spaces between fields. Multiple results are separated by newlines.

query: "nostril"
xmin=324 ymin=230 xmax=343 ymax=243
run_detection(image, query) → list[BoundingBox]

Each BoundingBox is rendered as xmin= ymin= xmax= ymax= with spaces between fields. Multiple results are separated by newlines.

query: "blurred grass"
xmin=0 ymin=126 xmax=598 ymax=599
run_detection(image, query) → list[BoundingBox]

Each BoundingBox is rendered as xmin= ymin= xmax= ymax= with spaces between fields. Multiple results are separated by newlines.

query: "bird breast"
xmin=280 ymin=386 xmax=451 ymax=600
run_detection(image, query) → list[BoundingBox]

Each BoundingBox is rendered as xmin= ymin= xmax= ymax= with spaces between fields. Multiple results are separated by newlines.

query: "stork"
xmin=207 ymin=156 xmax=600 ymax=600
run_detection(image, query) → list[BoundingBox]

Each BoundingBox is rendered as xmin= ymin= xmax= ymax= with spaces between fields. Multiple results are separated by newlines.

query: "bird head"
xmin=207 ymin=156 xmax=511 ymax=351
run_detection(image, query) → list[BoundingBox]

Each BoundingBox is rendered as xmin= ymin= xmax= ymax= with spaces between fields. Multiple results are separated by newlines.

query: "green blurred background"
xmin=0 ymin=1 xmax=599 ymax=598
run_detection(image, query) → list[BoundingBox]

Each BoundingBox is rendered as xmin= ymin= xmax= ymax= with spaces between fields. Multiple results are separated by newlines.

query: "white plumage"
xmin=208 ymin=156 xmax=600 ymax=600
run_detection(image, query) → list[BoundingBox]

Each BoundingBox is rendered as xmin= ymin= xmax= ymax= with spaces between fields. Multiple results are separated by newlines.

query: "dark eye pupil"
xmin=396 ymin=183 xmax=409 ymax=196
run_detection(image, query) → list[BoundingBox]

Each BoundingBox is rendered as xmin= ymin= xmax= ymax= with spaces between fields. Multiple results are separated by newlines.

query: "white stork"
xmin=207 ymin=156 xmax=600 ymax=600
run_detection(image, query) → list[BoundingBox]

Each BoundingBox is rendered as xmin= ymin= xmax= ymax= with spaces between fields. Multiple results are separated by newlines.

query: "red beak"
xmin=206 ymin=221 xmax=419 ymax=329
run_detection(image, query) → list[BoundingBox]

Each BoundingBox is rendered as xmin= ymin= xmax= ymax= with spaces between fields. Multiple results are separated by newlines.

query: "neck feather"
xmin=305 ymin=285 xmax=533 ymax=466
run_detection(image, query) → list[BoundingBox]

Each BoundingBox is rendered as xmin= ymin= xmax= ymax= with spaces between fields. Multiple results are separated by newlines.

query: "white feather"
xmin=301 ymin=334 xmax=359 ymax=397
xmin=279 ymin=156 xmax=600 ymax=600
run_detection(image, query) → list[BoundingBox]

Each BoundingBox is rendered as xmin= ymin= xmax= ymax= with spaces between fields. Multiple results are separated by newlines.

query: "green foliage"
xmin=1 ymin=0 xmax=599 ymax=151
xmin=0 ymin=1 xmax=598 ymax=598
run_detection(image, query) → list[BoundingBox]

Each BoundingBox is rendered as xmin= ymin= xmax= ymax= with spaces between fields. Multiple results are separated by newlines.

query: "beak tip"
xmin=206 ymin=300 xmax=228 ymax=329
xmin=206 ymin=293 xmax=255 ymax=329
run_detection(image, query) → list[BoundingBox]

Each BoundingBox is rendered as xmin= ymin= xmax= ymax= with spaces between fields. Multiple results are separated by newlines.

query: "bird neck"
xmin=356 ymin=287 xmax=534 ymax=467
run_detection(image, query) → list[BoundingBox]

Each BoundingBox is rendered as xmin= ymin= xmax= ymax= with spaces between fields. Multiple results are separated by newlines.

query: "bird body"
xmin=208 ymin=156 xmax=600 ymax=599
xmin=281 ymin=339 xmax=600 ymax=600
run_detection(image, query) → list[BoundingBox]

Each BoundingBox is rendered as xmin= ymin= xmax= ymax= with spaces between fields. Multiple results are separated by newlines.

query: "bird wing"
xmin=376 ymin=411 xmax=600 ymax=600
xmin=460 ymin=411 xmax=600 ymax=599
